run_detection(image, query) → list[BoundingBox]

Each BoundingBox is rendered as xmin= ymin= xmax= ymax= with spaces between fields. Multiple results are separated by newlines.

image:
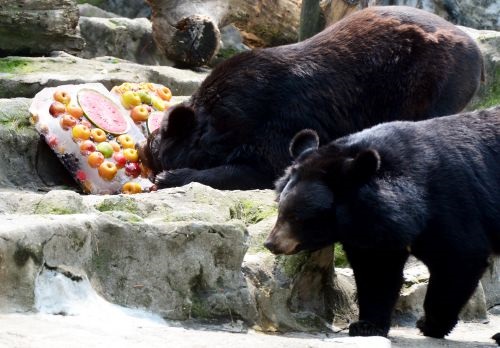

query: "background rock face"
xmin=78 ymin=16 xmax=170 ymax=65
xmin=370 ymin=0 xmax=499 ymax=31
xmin=0 ymin=0 xmax=84 ymax=56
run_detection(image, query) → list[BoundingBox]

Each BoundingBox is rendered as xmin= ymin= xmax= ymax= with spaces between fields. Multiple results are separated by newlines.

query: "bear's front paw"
xmin=416 ymin=316 xmax=454 ymax=338
xmin=155 ymin=169 xmax=194 ymax=188
xmin=349 ymin=320 xmax=388 ymax=337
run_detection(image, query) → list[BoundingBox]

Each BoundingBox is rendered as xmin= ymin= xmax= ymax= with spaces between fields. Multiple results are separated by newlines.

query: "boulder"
xmin=77 ymin=3 xmax=119 ymax=18
xmin=0 ymin=52 xmax=207 ymax=99
xmin=394 ymin=258 xmax=488 ymax=323
xmin=0 ymin=0 xmax=84 ymax=56
xmin=370 ymin=0 xmax=499 ymax=31
xmin=460 ymin=27 xmax=500 ymax=110
xmin=98 ymin=0 xmax=151 ymax=19
xmin=481 ymin=257 xmax=500 ymax=309
xmin=78 ymin=16 xmax=170 ymax=65
xmin=0 ymin=98 xmax=73 ymax=191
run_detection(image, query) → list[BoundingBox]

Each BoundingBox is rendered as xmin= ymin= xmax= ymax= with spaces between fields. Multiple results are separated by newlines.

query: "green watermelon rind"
xmin=77 ymin=88 xmax=130 ymax=135
xmin=147 ymin=111 xmax=164 ymax=134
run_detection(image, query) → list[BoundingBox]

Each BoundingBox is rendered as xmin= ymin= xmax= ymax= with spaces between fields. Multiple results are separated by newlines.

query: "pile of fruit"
xmin=29 ymin=82 xmax=170 ymax=195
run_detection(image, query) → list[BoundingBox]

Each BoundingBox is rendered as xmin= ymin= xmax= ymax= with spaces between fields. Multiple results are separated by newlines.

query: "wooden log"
xmin=147 ymin=0 xmax=301 ymax=64
xmin=147 ymin=0 xmax=221 ymax=67
xmin=0 ymin=0 xmax=84 ymax=56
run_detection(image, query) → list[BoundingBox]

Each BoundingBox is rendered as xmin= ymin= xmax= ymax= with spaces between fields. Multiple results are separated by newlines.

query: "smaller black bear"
xmin=265 ymin=106 xmax=500 ymax=343
xmin=138 ymin=6 xmax=483 ymax=190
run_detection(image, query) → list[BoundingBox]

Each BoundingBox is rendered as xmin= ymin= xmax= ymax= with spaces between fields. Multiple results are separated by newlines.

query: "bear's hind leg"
xmin=344 ymin=245 xmax=409 ymax=337
xmin=417 ymin=256 xmax=489 ymax=338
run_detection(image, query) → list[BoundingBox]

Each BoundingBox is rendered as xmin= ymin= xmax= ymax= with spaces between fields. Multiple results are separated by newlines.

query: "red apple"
xmin=113 ymin=151 xmax=127 ymax=168
xmin=49 ymin=101 xmax=66 ymax=117
xmin=79 ymin=140 xmax=96 ymax=155
xmin=124 ymin=162 xmax=141 ymax=178
xmin=59 ymin=114 xmax=78 ymax=130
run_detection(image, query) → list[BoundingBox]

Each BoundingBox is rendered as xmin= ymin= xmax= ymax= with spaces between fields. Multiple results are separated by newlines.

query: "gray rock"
xmin=78 ymin=17 xmax=170 ymax=66
xmin=0 ymin=52 xmax=207 ymax=99
xmin=460 ymin=27 xmax=500 ymax=111
xmin=369 ymin=0 xmax=499 ymax=31
xmin=0 ymin=98 xmax=73 ymax=190
xmin=0 ymin=0 xmax=84 ymax=56
xmin=210 ymin=24 xmax=250 ymax=66
xmin=78 ymin=3 xmax=120 ymax=18
xmin=0 ymin=189 xmax=257 ymax=323
xmin=100 ymin=0 xmax=151 ymax=19
xmin=481 ymin=256 xmax=500 ymax=309
xmin=394 ymin=259 xmax=488 ymax=323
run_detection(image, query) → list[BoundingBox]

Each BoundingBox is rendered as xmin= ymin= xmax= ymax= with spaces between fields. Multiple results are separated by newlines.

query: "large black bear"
xmin=264 ymin=106 xmax=500 ymax=343
xmin=139 ymin=6 xmax=483 ymax=190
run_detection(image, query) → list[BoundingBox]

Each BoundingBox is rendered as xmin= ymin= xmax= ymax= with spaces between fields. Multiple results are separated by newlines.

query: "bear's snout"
xmin=264 ymin=221 xmax=300 ymax=255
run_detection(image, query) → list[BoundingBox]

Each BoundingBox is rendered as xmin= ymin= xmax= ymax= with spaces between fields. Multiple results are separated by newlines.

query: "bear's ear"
xmin=164 ymin=104 xmax=197 ymax=138
xmin=289 ymin=129 xmax=320 ymax=159
xmin=344 ymin=149 xmax=381 ymax=183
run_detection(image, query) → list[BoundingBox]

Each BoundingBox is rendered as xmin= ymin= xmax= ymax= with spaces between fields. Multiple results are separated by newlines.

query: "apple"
xmin=156 ymin=86 xmax=172 ymax=101
xmin=47 ymin=135 xmax=58 ymax=148
xmin=49 ymin=101 xmax=66 ymax=117
xmin=121 ymin=182 xmax=142 ymax=194
xmin=79 ymin=140 xmax=96 ymax=155
xmin=123 ymin=148 xmax=139 ymax=162
xmin=113 ymin=151 xmax=127 ymax=168
xmin=117 ymin=134 xmax=135 ymax=149
xmin=96 ymin=142 xmax=114 ymax=158
xmin=137 ymin=90 xmax=152 ymax=105
xmin=87 ymin=151 xmax=105 ymax=168
xmin=120 ymin=91 xmax=141 ymax=109
xmin=124 ymin=162 xmax=141 ymax=178
xmin=98 ymin=161 xmax=118 ymax=181
xmin=72 ymin=124 xmax=91 ymax=140
xmin=53 ymin=90 xmax=71 ymax=104
xmin=76 ymin=170 xmax=87 ymax=182
xmin=130 ymin=104 xmax=150 ymax=122
xmin=59 ymin=114 xmax=77 ymax=130
xmin=91 ymin=128 xmax=107 ymax=143
xmin=109 ymin=141 xmax=121 ymax=152
xmin=67 ymin=105 xmax=84 ymax=119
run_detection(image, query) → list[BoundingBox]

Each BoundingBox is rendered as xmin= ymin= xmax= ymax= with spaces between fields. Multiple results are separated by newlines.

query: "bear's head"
xmin=139 ymin=102 xmax=228 ymax=175
xmin=264 ymin=129 xmax=381 ymax=255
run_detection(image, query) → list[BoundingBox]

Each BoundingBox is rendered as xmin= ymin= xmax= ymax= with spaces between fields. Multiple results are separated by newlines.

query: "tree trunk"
xmin=299 ymin=0 xmax=372 ymax=41
xmin=321 ymin=0 xmax=368 ymax=27
xmin=222 ymin=0 xmax=302 ymax=47
xmin=299 ymin=0 xmax=325 ymax=41
xmin=147 ymin=0 xmax=302 ymax=63
xmin=147 ymin=0 xmax=221 ymax=67
xmin=0 ymin=0 xmax=84 ymax=56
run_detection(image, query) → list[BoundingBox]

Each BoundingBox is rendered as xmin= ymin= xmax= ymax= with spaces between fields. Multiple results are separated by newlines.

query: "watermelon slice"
xmin=77 ymin=89 xmax=130 ymax=135
xmin=147 ymin=111 xmax=165 ymax=134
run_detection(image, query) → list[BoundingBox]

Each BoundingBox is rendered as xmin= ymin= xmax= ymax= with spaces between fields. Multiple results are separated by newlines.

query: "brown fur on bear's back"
xmin=150 ymin=6 xmax=484 ymax=189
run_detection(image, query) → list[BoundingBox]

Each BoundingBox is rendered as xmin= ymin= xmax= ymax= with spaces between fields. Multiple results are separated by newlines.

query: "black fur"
xmin=265 ymin=106 xmax=500 ymax=341
xmin=139 ymin=6 xmax=483 ymax=190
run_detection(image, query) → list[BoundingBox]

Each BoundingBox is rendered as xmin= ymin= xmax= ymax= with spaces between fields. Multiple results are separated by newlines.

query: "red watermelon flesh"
xmin=77 ymin=89 xmax=129 ymax=135
xmin=147 ymin=111 xmax=165 ymax=134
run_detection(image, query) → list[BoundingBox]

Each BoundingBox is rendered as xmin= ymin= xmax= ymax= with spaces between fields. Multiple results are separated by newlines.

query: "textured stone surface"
xmin=0 ymin=0 xmax=84 ymax=56
xmin=78 ymin=16 xmax=170 ymax=65
xmin=0 ymin=52 xmax=206 ymax=99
